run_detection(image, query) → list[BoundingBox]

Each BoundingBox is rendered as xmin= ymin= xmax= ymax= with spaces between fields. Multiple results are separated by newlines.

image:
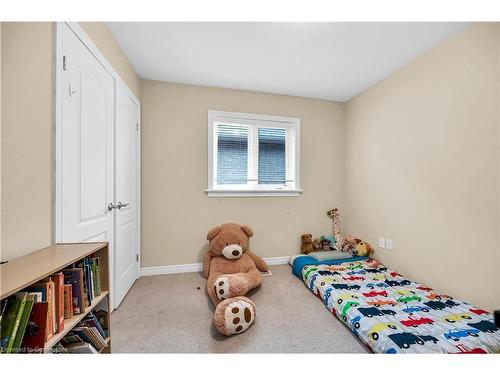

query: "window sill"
xmin=205 ymin=189 xmax=302 ymax=197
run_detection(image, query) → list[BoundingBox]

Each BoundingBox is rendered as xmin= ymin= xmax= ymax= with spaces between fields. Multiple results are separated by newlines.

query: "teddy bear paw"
xmin=214 ymin=297 xmax=256 ymax=336
xmin=214 ymin=276 xmax=231 ymax=300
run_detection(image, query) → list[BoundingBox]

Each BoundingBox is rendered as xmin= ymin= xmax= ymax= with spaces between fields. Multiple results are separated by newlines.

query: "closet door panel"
xmin=114 ymin=83 xmax=140 ymax=307
xmin=58 ymin=24 xmax=115 ymax=304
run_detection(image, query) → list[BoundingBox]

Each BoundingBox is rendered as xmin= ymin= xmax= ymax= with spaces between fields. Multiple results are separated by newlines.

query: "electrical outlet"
xmin=386 ymin=239 xmax=393 ymax=250
xmin=378 ymin=237 xmax=385 ymax=248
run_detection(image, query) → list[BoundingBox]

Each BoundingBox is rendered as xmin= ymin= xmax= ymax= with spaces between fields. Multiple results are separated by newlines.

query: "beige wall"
xmin=0 ymin=22 xmax=2 ymax=255
xmin=1 ymin=22 xmax=54 ymax=262
xmin=79 ymin=22 xmax=140 ymax=99
xmin=1 ymin=22 xmax=139 ymax=262
xmin=344 ymin=23 xmax=500 ymax=310
xmin=141 ymin=80 xmax=345 ymax=267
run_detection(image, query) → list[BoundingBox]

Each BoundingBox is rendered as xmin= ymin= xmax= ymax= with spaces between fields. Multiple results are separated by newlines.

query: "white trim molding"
xmin=140 ymin=256 xmax=290 ymax=277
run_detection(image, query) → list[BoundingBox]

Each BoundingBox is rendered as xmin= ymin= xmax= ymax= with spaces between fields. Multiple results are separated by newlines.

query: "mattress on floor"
xmin=298 ymin=257 xmax=500 ymax=353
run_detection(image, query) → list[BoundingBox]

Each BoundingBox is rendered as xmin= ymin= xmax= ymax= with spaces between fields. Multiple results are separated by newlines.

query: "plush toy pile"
xmin=203 ymin=223 xmax=269 ymax=336
xmin=300 ymin=208 xmax=374 ymax=257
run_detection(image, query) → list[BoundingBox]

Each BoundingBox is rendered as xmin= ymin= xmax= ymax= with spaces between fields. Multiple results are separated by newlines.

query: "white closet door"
xmin=58 ymin=24 xmax=115 ymax=290
xmin=114 ymin=82 xmax=140 ymax=307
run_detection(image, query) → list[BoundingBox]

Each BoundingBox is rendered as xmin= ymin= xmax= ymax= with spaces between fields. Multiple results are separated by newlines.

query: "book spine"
xmin=11 ymin=299 xmax=34 ymax=352
xmin=96 ymin=257 xmax=102 ymax=295
xmin=45 ymin=283 xmax=54 ymax=340
xmin=84 ymin=259 xmax=93 ymax=304
xmin=5 ymin=297 xmax=27 ymax=353
xmin=63 ymin=284 xmax=73 ymax=319
xmin=51 ymin=274 xmax=65 ymax=333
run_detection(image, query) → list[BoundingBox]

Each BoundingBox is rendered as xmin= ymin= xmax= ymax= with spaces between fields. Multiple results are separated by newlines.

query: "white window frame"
xmin=207 ymin=110 xmax=301 ymax=197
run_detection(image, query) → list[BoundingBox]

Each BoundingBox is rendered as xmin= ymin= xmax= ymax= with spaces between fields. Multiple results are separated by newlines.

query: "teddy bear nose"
xmin=232 ymin=250 xmax=240 ymax=256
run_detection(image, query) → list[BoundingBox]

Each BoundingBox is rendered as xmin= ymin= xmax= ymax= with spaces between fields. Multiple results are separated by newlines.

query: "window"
xmin=207 ymin=110 xmax=301 ymax=197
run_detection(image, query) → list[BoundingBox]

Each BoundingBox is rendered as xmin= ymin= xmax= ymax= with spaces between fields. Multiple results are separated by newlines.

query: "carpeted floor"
xmin=111 ymin=264 xmax=369 ymax=353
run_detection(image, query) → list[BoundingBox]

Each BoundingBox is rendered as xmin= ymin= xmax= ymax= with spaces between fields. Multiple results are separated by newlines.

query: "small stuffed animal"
xmin=353 ymin=241 xmax=374 ymax=257
xmin=300 ymin=234 xmax=315 ymax=254
xmin=319 ymin=235 xmax=336 ymax=251
xmin=343 ymin=235 xmax=361 ymax=252
xmin=312 ymin=238 xmax=320 ymax=251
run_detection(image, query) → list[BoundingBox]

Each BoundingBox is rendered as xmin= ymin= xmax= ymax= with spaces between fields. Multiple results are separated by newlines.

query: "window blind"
xmin=258 ymin=128 xmax=286 ymax=184
xmin=216 ymin=124 xmax=248 ymax=184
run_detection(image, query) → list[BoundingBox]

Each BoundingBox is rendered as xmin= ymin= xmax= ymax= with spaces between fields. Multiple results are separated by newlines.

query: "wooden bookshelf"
xmin=0 ymin=242 xmax=111 ymax=354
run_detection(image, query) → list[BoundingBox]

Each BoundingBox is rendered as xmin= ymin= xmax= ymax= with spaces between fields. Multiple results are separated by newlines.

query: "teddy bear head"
xmin=301 ymin=233 xmax=313 ymax=244
xmin=206 ymin=223 xmax=253 ymax=260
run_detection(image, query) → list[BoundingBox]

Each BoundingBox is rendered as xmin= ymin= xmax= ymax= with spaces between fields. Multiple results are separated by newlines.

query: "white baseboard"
xmin=140 ymin=255 xmax=290 ymax=277
xmin=262 ymin=256 xmax=289 ymax=265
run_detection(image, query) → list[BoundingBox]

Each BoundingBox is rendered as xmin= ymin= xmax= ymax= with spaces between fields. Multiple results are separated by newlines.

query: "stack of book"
xmin=0 ymin=255 xmax=103 ymax=353
xmin=58 ymin=313 xmax=108 ymax=353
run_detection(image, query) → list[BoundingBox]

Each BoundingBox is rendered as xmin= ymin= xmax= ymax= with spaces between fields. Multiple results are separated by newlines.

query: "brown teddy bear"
xmin=204 ymin=223 xmax=269 ymax=336
xmin=300 ymin=233 xmax=316 ymax=254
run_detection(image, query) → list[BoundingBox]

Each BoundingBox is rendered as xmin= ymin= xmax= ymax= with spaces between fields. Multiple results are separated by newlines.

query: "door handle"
xmin=108 ymin=202 xmax=117 ymax=211
xmin=117 ymin=201 xmax=130 ymax=209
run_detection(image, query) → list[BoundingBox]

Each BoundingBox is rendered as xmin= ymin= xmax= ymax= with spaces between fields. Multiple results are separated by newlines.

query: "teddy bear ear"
xmin=206 ymin=226 xmax=222 ymax=241
xmin=241 ymin=225 xmax=254 ymax=238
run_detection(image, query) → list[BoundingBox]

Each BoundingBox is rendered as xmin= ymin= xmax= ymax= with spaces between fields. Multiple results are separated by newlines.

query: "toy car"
xmin=343 ymin=276 xmax=365 ymax=281
xmin=388 ymin=332 xmax=425 ymax=349
xmin=444 ymin=299 xmax=459 ymax=307
xmin=346 ymin=264 xmax=363 ymax=270
xmin=336 ymin=293 xmax=360 ymax=305
xmin=350 ymin=316 xmax=362 ymax=334
xmin=397 ymin=296 xmax=422 ymax=303
xmin=418 ymin=334 xmax=438 ymax=344
xmin=347 ymin=270 xmax=366 ymax=275
xmin=426 ymin=292 xmax=442 ymax=300
xmin=396 ymin=289 xmax=416 ymax=296
xmin=402 ymin=305 xmax=430 ymax=314
xmin=444 ymin=328 xmax=480 ymax=341
xmin=308 ymin=274 xmax=320 ymax=289
xmin=303 ymin=267 xmax=318 ymax=279
xmin=386 ymin=279 xmax=411 ymax=286
xmin=326 ymin=265 xmax=345 ymax=272
xmin=380 ymin=309 xmax=397 ymax=316
xmin=362 ymin=290 xmax=388 ymax=298
xmin=453 ymin=344 xmax=487 ymax=354
xmin=317 ymin=270 xmax=335 ymax=276
xmin=368 ymin=323 xmax=399 ymax=341
xmin=366 ymin=282 xmax=387 ymax=289
xmin=442 ymin=313 xmax=472 ymax=323
xmin=322 ymin=287 xmax=333 ymax=304
xmin=331 ymin=283 xmax=351 ymax=290
xmin=358 ymin=307 xmax=385 ymax=318
xmin=365 ymin=268 xmax=382 ymax=274
xmin=467 ymin=320 xmax=499 ymax=333
xmin=400 ymin=316 xmax=434 ymax=327
xmin=367 ymin=299 xmax=397 ymax=307
xmin=341 ymin=301 xmax=360 ymax=321
xmin=469 ymin=308 xmax=489 ymax=316
xmin=416 ymin=285 xmax=433 ymax=292
xmin=423 ymin=300 xmax=447 ymax=310
xmin=319 ymin=277 xmax=340 ymax=287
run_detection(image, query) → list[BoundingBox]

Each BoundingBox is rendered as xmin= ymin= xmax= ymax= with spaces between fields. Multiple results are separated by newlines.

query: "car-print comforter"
xmin=300 ymin=257 xmax=500 ymax=353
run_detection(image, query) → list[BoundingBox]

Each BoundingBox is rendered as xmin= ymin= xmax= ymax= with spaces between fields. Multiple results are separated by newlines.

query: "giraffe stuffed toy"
xmin=326 ymin=208 xmax=346 ymax=251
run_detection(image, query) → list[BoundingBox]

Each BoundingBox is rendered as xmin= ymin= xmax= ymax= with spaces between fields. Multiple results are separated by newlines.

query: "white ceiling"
xmin=108 ymin=22 xmax=467 ymax=102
